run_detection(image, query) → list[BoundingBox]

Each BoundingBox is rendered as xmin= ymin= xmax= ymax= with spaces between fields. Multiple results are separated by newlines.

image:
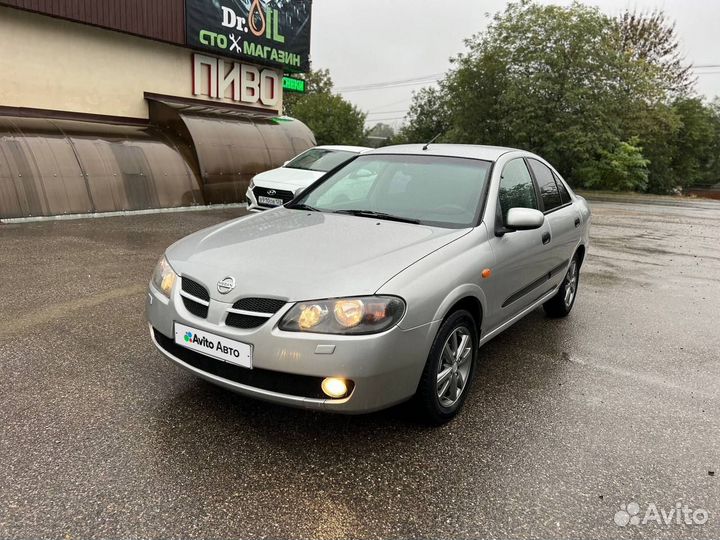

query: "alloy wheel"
xmin=564 ymin=260 xmax=578 ymax=308
xmin=436 ymin=326 xmax=473 ymax=407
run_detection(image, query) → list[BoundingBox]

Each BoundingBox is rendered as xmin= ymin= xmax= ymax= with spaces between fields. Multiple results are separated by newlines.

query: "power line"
xmin=366 ymin=109 xmax=409 ymax=116
xmin=337 ymin=73 xmax=443 ymax=93
xmin=341 ymin=63 xmax=720 ymax=95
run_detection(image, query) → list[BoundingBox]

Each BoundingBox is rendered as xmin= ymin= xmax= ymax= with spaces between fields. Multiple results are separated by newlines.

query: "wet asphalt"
xmin=0 ymin=199 xmax=719 ymax=539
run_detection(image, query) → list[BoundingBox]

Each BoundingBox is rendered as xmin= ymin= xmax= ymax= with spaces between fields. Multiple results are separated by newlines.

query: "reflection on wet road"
xmin=1 ymin=200 xmax=718 ymax=539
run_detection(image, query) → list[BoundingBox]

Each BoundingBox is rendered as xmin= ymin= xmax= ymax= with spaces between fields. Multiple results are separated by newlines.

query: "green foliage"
xmin=395 ymin=86 xmax=451 ymax=145
xmin=398 ymin=0 xmax=718 ymax=193
xmin=290 ymin=92 xmax=367 ymax=146
xmin=706 ymin=100 xmax=720 ymax=186
xmin=282 ymin=68 xmax=334 ymax=118
xmin=283 ymin=69 xmax=367 ymax=146
xmin=669 ymin=98 xmax=718 ymax=188
xmin=617 ymin=9 xmax=695 ymax=97
xmin=578 ymin=139 xmax=650 ymax=191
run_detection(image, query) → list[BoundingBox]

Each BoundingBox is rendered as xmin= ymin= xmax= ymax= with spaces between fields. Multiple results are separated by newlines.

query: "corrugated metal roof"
xmin=0 ymin=0 xmax=185 ymax=44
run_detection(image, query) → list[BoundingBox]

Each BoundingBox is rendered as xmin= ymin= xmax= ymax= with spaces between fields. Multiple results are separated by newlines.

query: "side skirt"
xmin=479 ymin=286 xmax=560 ymax=347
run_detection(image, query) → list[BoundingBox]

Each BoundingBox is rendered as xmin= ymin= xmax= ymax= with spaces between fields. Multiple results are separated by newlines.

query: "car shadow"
xmin=148 ymin=304 xmax=576 ymax=483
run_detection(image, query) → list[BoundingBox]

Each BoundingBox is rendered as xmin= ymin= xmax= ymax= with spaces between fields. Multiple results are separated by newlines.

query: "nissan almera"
xmin=147 ymin=144 xmax=591 ymax=423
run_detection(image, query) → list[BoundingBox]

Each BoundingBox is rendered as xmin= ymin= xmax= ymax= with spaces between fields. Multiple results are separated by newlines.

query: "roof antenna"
xmin=422 ymin=133 xmax=441 ymax=151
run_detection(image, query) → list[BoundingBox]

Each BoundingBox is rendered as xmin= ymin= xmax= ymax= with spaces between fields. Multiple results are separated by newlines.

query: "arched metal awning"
xmin=0 ymin=102 xmax=316 ymax=218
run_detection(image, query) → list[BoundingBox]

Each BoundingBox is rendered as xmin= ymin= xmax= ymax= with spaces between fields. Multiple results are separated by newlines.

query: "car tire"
xmin=543 ymin=254 xmax=580 ymax=318
xmin=415 ymin=310 xmax=478 ymax=425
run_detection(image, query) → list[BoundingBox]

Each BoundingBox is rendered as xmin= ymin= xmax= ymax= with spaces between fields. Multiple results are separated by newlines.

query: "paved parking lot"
xmin=1 ymin=199 xmax=719 ymax=539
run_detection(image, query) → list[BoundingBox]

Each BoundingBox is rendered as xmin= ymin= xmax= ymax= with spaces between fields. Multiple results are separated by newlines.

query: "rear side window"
xmin=527 ymin=158 xmax=562 ymax=211
xmin=553 ymin=172 xmax=571 ymax=204
xmin=498 ymin=159 xmax=538 ymax=221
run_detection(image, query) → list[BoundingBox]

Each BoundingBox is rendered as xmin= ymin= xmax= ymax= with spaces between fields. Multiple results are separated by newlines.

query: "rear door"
xmin=526 ymin=158 xmax=579 ymax=282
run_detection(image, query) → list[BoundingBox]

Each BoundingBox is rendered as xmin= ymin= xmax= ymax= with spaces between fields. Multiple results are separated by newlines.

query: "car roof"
xmin=314 ymin=145 xmax=373 ymax=153
xmin=365 ymin=143 xmax=521 ymax=161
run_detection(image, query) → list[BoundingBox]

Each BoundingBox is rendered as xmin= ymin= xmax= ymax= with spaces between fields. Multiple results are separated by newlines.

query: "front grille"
xmin=225 ymin=297 xmax=287 ymax=330
xmin=253 ymin=186 xmax=294 ymax=205
xmin=225 ymin=313 xmax=271 ymax=329
xmin=181 ymin=277 xmax=209 ymax=319
xmin=233 ymin=298 xmax=286 ymax=314
xmin=184 ymin=300 xmax=209 ymax=318
xmin=153 ymin=329 xmax=337 ymax=400
xmin=182 ymin=277 xmax=209 ymax=301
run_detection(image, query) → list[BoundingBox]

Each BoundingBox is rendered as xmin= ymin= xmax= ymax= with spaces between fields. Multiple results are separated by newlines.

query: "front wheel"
xmin=543 ymin=255 xmax=579 ymax=318
xmin=415 ymin=310 xmax=478 ymax=425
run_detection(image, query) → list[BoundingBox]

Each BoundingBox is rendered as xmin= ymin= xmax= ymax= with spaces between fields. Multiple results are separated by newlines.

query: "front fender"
xmin=377 ymin=225 xmax=495 ymax=333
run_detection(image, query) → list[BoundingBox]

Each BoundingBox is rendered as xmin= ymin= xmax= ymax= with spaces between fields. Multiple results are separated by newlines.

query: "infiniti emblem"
xmin=267 ymin=189 xmax=277 ymax=196
xmin=217 ymin=276 xmax=236 ymax=294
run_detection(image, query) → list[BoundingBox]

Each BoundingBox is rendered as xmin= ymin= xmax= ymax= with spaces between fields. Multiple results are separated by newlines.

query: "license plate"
xmin=174 ymin=322 xmax=252 ymax=369
xmin=258 ymin=196 xmax=284 ymax=207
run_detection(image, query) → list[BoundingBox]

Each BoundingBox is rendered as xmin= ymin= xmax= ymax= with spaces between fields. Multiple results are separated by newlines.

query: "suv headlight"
xmin=151 ymin=255 xmax=177 ymax=298
xmin=279 ymin=296 xmax=405 ymax=335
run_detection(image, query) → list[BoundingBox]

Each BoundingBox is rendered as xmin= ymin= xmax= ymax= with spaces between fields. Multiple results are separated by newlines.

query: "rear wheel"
xmin=543 ymin=254 xmax=579 ymax=318
xmin=415 ymin=310 xmax=477 ymax=425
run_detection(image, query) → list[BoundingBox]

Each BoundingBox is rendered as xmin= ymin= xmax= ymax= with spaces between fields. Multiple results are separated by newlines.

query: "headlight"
xmin=151 ymin=255 xmax=177 ymax=298
xmin=279 ymin=296 xmax=405 ymax=335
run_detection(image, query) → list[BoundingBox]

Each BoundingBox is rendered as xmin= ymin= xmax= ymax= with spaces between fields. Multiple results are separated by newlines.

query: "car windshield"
xmin=291 ymin=154 xmax=492 ymax=228
xmin=285 ymin=148 xmax=357 ymax=172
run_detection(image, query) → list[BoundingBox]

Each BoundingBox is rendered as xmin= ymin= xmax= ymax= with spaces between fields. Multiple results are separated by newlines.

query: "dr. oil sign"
xmin=186 ymin=0 xmax=312 ymax=73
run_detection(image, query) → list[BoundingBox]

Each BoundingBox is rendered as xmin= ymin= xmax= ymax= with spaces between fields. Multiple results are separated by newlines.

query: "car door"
xmin=485 ymin=158 xmax=555 ymax=329
xmin=526 ymin=158 xmax=579 ymax=283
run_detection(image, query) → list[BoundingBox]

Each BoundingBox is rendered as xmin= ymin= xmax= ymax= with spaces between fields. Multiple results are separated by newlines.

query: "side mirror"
xmin=505 ymin=207 xmax=545 ymax=231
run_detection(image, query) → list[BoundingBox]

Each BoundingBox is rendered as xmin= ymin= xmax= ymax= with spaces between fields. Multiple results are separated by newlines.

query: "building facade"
xmin=0 ymin=0 xmax=315 ymax=219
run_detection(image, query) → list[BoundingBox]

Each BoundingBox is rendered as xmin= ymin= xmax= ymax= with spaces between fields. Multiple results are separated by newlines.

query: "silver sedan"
xmin=146 ymin=144 xmax=591 ymax=423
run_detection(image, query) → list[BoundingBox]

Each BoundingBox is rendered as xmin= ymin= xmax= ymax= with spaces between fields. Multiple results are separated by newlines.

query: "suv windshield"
xmin=285 ymin=148 xmax=356 ymax=172
xmin=291 ymin=154 xmax=492 ymax=228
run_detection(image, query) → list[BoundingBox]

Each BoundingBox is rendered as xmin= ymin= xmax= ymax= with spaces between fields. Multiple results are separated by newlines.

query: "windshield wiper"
xmin=288 ymin=203 xmax=319 ymax=212
xmin=333 ymin=209 xmax=420 ymax=224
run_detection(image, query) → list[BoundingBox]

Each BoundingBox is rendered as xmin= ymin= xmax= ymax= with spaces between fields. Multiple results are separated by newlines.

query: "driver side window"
xmin=498 ymin=159 xmax=538 ymax=222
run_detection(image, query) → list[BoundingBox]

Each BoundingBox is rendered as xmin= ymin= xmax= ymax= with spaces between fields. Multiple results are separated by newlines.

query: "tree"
xmin=706 ymin=100 xmax=720 ymax=186
xmin=290 ymin=93 xmax=367 ymax=146
xmin=283 ymin=69 xmax=367 ymax=146
xmin=399 ymin=0 xmax=705 ymax=193
xmin=578 ymin=138 xmax=650 ymax=191
xmin=396 ymin=86 xmax=451 ymax=144
xmin=617 ymin=10 xmax=695 ymax=98
xmin=668 ymin=98 xmax=717 ymax=189
xmin=283 ymin=69 xmax=334 ymax=118
xmin=403 ymin=1 xmax=665 ymax=185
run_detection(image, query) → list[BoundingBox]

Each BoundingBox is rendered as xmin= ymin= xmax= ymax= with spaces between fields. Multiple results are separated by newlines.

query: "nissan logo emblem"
xmin=267 ymin=189 xmax=277 ymax=196
xmin=217 ymin=276 xmax=236 ymax=294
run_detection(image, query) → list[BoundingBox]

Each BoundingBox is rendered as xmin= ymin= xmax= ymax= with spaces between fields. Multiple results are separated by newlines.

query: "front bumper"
xmin=245 ymin=185 xmax=296 ymax=212
xmin=146 ymin=282 xmax=439 ymax=413
xmin=245 ymin=187 xmax=264 ymax=212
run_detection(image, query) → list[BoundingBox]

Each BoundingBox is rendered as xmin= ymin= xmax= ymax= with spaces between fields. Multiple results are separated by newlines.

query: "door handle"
xmin=542 ymin=232 xmax=551 ymax=245
xmin=574 ymin=217 xmax=581 ymax=228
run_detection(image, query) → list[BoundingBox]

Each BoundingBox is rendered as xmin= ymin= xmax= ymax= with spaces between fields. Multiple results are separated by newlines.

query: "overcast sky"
xmin=310 ymin=0 xmax=720 ymax=128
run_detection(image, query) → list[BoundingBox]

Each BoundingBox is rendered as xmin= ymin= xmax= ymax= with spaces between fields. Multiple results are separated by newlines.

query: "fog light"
xmin=322 ymin=377 xmax=348 ymax=398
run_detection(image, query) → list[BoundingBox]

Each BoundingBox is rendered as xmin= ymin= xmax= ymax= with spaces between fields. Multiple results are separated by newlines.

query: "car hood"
xmin=252 ymin=167 xmax=326 ymax=190
xmin=167 ymin=208 xmax=470 ymax=302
